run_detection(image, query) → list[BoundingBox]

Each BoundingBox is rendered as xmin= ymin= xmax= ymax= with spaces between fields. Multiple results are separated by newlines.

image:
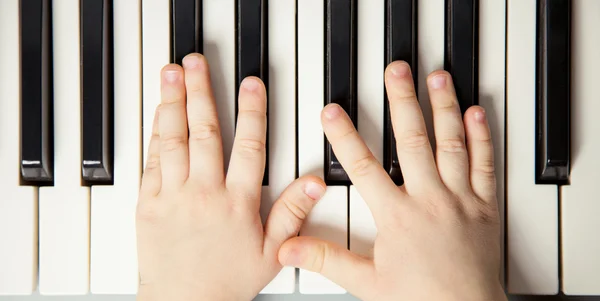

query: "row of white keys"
xmin=0 ymin=0 xmax=38 ymax=295
xmin=561 ymin=0 xmax=600 ymax=295
xmin=298 ymin=0 xmax=347 ymax=294
xmin=478 ymin=0 xmax=506 ymax=288
xmin=38 ymin=0 xmax=91 ymax=294
xmin=506 ymin=0 xmax=559 ymax=294
xmin=90 ymin=0 xmax=142 ymax=294
xmin=349 ymin=0 xmax=384 ymax=260
xmin=258 ymin=0 xmax=297 ymax=294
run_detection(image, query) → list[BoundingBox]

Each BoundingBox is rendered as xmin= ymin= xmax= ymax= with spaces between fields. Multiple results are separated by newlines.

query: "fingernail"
xmin=429 ymin=74 xmax=447 ymax=90
xmin=475 ymin=108 xmax=486 ymax=123
xmin=323 ymin=104 xmax=342 ymax=120
xmin=241 ymin=77 xmax=259 ymax=91
xmin=164 ymin=70 xmax=180 ymax=83
xmin=182 ymin=55 xmax=205 ymax=70
xmin=390 ymin=62 xmax=410 ymax=78
xmin=304 ymin=182 xmax=325 ymax=200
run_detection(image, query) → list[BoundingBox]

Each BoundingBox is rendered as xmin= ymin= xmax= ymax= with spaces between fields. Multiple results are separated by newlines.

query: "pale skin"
xmin=135 ymin=53 xmax=507 ymax=301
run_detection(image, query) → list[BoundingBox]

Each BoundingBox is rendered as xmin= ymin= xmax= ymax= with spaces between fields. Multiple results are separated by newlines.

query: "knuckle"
xmin=236 ymin=138 xmax=265 ymax=158
xmin=161 ymin=134 xmax=187 ymax=152
xmin=189 ymin=121 xmax=220 ymax=142
xmin=473 ymin=158 xmax=496 ymax=177
xmin=437 ymin=137 xmax=466 ymax=154
xmin=281 ymin=197 xmax=308 ymax=221
xmin=469 ymin=201 xmax=499 ymax=226
xmin=391 ymin=92 xmax=418 ymax=104
xmin=351 ymin=155 xmax=379 ymax=177
xmin=398 ymin=130 xmax=430 ymax=152
xmin=145 ymin=153 xmax=161 ymax=170
xmin=310 ymin=243 xmax=329 ymax=273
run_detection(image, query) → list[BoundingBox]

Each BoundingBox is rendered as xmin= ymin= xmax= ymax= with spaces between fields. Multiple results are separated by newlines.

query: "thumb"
xmin=278 ymin=236 xmax=376 ymax=298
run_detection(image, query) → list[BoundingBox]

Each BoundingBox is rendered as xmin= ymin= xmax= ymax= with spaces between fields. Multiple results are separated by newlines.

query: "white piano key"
xmin=506 ymin=0 xmax=559 ymax=294
xmin=348 ymin=0 xmax=383 ymax=260
xmin=0 ymin=1 xmax=38 ymax=295
xmin=561 ymin=0 xmax=600 ymax=294
xmin=298 ymin=0 xmax=347 ymax=294
xmin=478 ymin=0 xmax=506 ymax=287
xmin=38 ymin=0 xmax=91 ymax=294
xmin=349 ymin=187 xmax=376 ymax=259
xmin=203 ymin=0 xmax=236 ymax=170
xmin=299 ymin=187 xmax=348 ymax=294
xmin=298 ymin=0 xmax=325 ymax=181
xmin=417 ymin=0 xmax=445 ymax=149
xmin=90 ymin=0 xmax=142 ymax=294
xmin=258 ymin=0 xmax=297 ymax=294
xmin=142 ymin=0 xmax=170 ymax=165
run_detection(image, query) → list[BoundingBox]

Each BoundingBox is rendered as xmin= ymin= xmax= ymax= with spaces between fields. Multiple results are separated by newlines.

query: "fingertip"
xmin=465 ymin=106 xmax=488 ymax=124
xmin=322 ymin=103 xmax=343 ymax=121
xmin=182 ymin=53 xmax=207 ymax=71
xmin=161 ymin=64 xmax=183 ymax=83
xmin=386 ymin=60 xmax=411 ymax=79
xmin=240 ymin=76 xmax=264 ymax=93
xmin=278 ymin=239 xmax=304 ymax=267
xmin=303 ymin=180 xmax=326 ymax=201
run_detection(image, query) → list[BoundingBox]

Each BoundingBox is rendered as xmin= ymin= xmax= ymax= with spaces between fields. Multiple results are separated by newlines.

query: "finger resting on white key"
xmin=182 ymin=53 xmax=225 ymax=187
xmin=427 ymin=71 xmax=471 ymax=194
xmin=226 ymin=77 xmax=267 ymax=204
xmin=278 ymin=236 xmax=376 ymax=299
xmin=263 ymin=175 xmax=326 ymax=256
xmin=464 ymin=106 xmax=497 ymax=205
xmin=321 ymin=103 xmax=403 ymax=217
xmin=159 ymin=64 xmax=190 ymax=190
xmin=140 ymin=106 xmax=162 ymax=197
xmin=385 ymin=61 xmax=443 ymax=195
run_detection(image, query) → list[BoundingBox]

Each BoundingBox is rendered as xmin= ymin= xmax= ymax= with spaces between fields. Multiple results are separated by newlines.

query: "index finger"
xmin=321 ymin=104 xmax=404 ymax=219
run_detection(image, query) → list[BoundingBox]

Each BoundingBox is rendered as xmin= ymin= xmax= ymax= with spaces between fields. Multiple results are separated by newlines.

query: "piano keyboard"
xmin=0 ymin=0 xmax=598 ymax=298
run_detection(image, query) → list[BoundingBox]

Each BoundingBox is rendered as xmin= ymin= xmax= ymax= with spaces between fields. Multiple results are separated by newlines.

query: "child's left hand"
xmin=135 ymin=53 xmax=325 ymax=301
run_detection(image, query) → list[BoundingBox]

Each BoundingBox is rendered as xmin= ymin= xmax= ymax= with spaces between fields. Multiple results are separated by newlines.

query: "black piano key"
xmin=235 ymin=0 xmax=269 ymax=185
xmin=384 ymin=0 xmax=417 ymax=186
xmin=444 ymin=0 xmax=478 ymax=114
xmin=20 ymin=0 xmax=54 ymax=184
xmin=535 ymin=0 xmax=570 ymax=184
xmin=325 ymin=0 xmax=357 ymax=185
xmin=171 ymin=0 xmax=203 ymax=65
xmin=81 ymin=0 xmax=113 ymax=184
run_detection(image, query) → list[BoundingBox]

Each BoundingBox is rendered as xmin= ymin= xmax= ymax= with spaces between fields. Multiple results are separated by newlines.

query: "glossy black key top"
xmin=384 ymin=0 xmax=417 ymax=186
xmin=445 ymin=0 xmax=478 ymax=114
xmin=235 ymin=0 xmax=269 ymax=185
xmin=172 ymin=0 xmax=203 ymax=64
xmin=325 ymin=0 xmax=357 ymax=185
xmin=81 ymin=0 xmax=113 ymax=183
xmin=20 ymin=0 xmax=54 ymax=184
xmin=535 ymin=0 xmax=570 ymax=184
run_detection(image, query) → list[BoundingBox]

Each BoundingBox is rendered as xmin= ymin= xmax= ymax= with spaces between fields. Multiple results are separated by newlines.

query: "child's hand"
xmin=279 ymin=61 xmax=507 ymax=301
xmin=135 ymin=53 xmax=325 ymax=301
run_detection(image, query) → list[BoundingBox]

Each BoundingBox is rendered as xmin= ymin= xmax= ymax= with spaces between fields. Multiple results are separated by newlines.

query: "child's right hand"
xmin=279 ymin=61 xmax=507 ymax=301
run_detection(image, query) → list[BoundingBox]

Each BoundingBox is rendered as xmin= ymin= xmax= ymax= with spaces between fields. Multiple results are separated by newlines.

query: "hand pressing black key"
xmin=235 ymin=0 xmax=269 ymax=185
xmin=81 ymin=0 xmax=113 ymax=183
xmin=384 ymin=0 xmax=417 ymax=186
xmin=325 ymin=0 xmax=357 ymax=185
xmin=20 ymin=0 xmax=53 ymax=184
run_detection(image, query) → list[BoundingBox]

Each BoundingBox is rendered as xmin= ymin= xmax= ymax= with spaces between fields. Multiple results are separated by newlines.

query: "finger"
xmin=279 ymin=236 xmax=376 ymax=299
xmin=464 ymin=106 xmax=497 ymax=203
xmin=263 ymin=176 xmax=326 ymax=256
xmin=427 ymin=71 xmax=471 ymax=194
xmin=321 ymin=104 xmax=404 ymax=218
xmin=182 ymin=54 xmax=224 ymax=187
xmin=159 ymin=64 xmax=190 ymax=190
xmin=385 ymin=61 xmax=442 ymax=195
xmin=140 ymin=106 xmax=162 ymax=197
xmin=226 ymin=77 xmax=267 ymax=202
